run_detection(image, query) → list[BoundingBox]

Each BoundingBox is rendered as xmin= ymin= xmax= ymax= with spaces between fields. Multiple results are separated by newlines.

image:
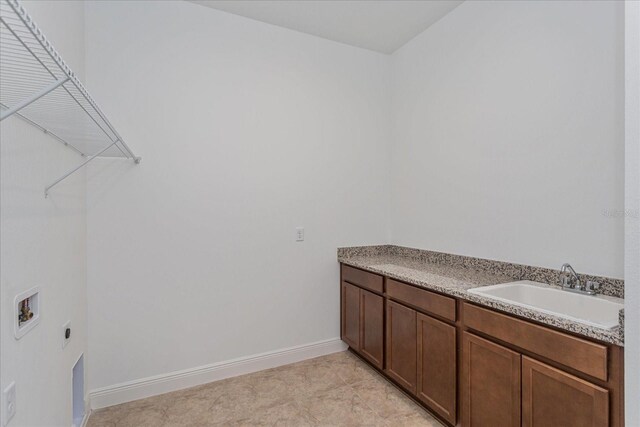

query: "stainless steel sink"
xmin=467 ymin=281 xmax=624 ymax=330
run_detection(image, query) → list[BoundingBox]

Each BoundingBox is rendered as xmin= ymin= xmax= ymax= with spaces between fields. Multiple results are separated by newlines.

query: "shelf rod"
xmin=44 ymin=140 xmax=123 ymax=198
xmin=0 ymin=76 xmax=69 ymax=121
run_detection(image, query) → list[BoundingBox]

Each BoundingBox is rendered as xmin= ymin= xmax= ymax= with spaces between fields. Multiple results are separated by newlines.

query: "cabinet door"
xmin=417 ymin=313 xmax=456 ymax=425
xmin=462 ymin=332 xmax=521 ymax=427
xmin=522 ymin=356 xmax=609 ymax=427
xmin=385 ymin=300 xmax=417 ymax=393
xmin=360 ymin=289 xmax=384 ymax=369
xmin=341 ymin=282 xmax=360 ymax=349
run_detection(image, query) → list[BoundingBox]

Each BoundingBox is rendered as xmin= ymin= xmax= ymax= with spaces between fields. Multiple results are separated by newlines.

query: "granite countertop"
xmin=338 ymin=246 xmax=624 ymax=346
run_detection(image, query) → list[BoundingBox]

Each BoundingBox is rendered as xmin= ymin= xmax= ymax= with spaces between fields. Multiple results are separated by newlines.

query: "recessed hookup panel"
xmin=14 ymin=286 xmax=40 ymax=339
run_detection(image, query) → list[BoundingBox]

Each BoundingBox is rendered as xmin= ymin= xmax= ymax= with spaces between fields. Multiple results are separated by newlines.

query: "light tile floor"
xmin=87 ymin=351 xmax=444 ymax=427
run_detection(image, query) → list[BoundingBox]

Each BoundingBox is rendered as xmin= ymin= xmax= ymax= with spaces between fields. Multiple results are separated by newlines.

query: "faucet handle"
xmin=585 ymin=280 xmax=600 ymax=293
xmin=560 ymin=274 xmax=572 ymax=287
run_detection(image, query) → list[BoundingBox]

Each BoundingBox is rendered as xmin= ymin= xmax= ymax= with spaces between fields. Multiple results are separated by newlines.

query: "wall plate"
xmin=14 ymin=286 xmax=40 ymax=339
xmin=3 ymin=381 xmax=16 ymax=426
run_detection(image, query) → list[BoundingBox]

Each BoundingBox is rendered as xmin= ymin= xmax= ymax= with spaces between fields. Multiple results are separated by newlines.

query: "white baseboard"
xmin=89 ymin=338 xmax=346 ymax=410
xmin=72 ymin=409 xmax=90 ymax=427
xmin=80 ymin=410 xmax=90 ymax=427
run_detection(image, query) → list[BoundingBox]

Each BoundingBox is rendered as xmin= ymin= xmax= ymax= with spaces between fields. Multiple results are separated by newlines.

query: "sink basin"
xmin=467 ymin=281 xmax=624 ymax=330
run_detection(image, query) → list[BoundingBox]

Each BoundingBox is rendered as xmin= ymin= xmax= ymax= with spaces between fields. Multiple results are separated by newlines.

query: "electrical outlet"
xmin=296 ymin=227 xmax=304 ymax=242
xmin=3 ymin=381 xmax=16 ymax=426
xmin=62 ymin=320 xmax=71 ymax=348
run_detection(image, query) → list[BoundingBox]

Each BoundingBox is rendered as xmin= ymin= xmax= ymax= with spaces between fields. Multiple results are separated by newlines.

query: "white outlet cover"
xmin=62 ymin=320 xmax=71 ymax=348
xmin=3 ymin=381 xmax=16 ymax=426
xmin=296 ymin=227 xmax=304 ymax=241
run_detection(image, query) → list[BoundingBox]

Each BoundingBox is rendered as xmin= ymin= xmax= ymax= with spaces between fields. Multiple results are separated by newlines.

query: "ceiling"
xmin=187 ymin=1 xmax=464 ymax=54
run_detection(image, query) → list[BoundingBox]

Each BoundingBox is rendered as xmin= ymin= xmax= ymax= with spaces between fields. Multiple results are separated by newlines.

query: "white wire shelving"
xmin=0 ymin=0 xmax=141 ymax=197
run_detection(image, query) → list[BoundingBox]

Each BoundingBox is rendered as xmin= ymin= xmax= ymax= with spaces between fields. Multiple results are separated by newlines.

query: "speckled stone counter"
xmin=338 ymin=245 xmax=624 ymax=346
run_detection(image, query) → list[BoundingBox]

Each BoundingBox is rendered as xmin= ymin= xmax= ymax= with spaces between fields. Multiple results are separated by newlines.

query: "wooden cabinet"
xmin=341 ymin=282 xmax=360 ymax=349
xmin=340 ymin=270 xmax=384 ymax=369
xmin=462 ymin=333 xmax=612 ymax=427
xmin=385 ymin=300 xmax=417 ymax=393
xmin=464 ymin=303 xmax=608 ymax=381
xmin=360 ymin=289 xmax=384 ymax=368
xmin=462 ymin=302 xmax=624 ymax=427
xmin=385 ymin=300 xmax=457 ymax=425
xmin=462 ymin=332 xmax=521 ymax=427
xmin=417 ymin=313 xmax=456 ymax=425
xmin=522 ymin=356 xmax=609 ymax=427
xmin=340 ymin=264 xmax=624 ymax=427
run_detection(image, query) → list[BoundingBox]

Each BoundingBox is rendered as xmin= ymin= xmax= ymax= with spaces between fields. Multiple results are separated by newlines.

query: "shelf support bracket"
xmin=0 ymin=102 xmax=85 ymax=157
xmin=44 ymin=140 xmax=128 ymax=198
xmin=0 ymin=77 xmax=70 ymax=121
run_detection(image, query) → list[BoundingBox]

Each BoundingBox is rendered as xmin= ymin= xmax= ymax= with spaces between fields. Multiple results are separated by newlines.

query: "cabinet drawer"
xmin=387 ymin=279 xmax=456 ymax=322
xmin=342 ymin=265 xmax=383 ymax=293
xmin=463 ymin=303 xmax=608 ymax=381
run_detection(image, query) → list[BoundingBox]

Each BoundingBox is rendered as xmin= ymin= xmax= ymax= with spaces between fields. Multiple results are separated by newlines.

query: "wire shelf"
xmin=0 ymin=0 xmax=140 ymax=196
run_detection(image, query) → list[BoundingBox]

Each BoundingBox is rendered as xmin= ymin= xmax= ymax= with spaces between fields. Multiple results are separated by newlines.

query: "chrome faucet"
xmin=560 ymin=263 xmax=600 ymax=295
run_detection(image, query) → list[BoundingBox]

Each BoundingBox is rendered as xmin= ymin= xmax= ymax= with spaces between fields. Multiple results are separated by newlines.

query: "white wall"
xmin=390 ymin=0 xmax=624 ymax=278
xmin=624 ymin=1 xmax=640 ymax=425
xmin=82 ymin=0 xmax=627 ymax=410
xmin=0 ymin=2 xmax=88 ymax=425
xmin=84 ymin=0 xmax=390 ymax=394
